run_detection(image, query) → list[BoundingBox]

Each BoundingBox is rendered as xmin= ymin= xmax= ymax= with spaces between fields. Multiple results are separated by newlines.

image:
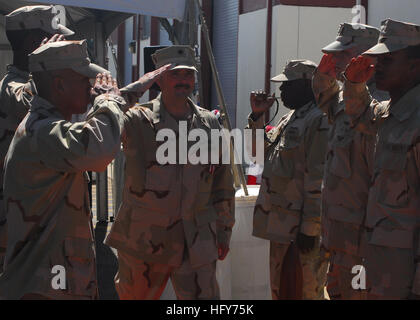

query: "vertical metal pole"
xmin=195 ymin=0 xmax=248 ymax=195
xmin=95 ymin=21 xmax=109 ymax=222
xmin=264 ymin=0 xmax=273 ymax=123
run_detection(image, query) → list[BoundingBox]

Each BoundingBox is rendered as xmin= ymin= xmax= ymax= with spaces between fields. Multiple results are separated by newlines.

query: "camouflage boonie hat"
xmin=29 ymin=40 xmax=108 ymax=78
xmin=6 ymin=5 xmax=74 ymax=36
xmin=152 ymin=45 xmax=198 ymax=72
xmin=322 ymin=23 xmax=379 ymax=52
xmin=271 ymin=59 xmax=317 ymax=82
xmin=363 ymin=19 xmax=420 ymax=55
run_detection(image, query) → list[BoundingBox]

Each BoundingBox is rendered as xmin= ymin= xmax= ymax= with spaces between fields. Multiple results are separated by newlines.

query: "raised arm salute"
xmin=343 ymin=19 xmax=420 ymax=300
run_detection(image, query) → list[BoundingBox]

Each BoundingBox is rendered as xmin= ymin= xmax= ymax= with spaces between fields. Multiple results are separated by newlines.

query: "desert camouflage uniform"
xmin=313 ymin=70 xmax=388 ymax=299
xmin=248 ymin=101 xmax=329 ymax=299
xmin=0 ymin=93 xmax=125 ymax=299
xmin=0 ymin=65 xmax=34 ymax=272
xmin=105 ymin=94 xmax=235 ymax=300
xmin=343 ymin=79 xmax=420 ymax=299
xmin=0 ymin=4 xmax=75 ymax=274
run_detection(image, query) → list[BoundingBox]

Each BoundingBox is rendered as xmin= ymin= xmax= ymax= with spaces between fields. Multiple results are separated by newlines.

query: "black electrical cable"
xmin=264 ymin=97 xmax=280 ymax=127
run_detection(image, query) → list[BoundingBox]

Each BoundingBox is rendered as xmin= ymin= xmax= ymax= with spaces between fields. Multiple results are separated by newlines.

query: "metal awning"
xmin=22 ymin=0 xmax=186 ymax=20
xmin=0 ymin=0 xmax=186 ymax=41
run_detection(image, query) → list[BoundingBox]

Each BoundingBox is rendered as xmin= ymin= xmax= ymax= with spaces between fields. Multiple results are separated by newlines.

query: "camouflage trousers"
xmin=270 ymin=240 xmax=328 ymax=300
xmin=326 ymin=251 xmax=367 ymax=300
xmin=365 ymin=244 xmax=415 ymax=300
xmin=115 ymin=250 xmax=220 ymax=300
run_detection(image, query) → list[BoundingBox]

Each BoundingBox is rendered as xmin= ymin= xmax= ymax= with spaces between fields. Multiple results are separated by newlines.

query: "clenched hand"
xmin=250 ymin=90 xmax=275 ymax=118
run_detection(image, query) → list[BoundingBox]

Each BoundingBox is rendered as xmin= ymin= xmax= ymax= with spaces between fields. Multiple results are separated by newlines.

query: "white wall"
xmin=368 ymin=0 xmax=420 ymax=28
xmin=236 ymin=5 xmax=353 ymax=129
xmin=236 ymin=9 xmax=267 ymax=131
xmin=138 ymin=37 xmax=151 ymax=104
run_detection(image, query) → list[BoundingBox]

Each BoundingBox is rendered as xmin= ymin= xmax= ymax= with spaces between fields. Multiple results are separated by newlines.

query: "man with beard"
xmin=105 ymin=46 xmax=235 ymax=300
xmin=343 ymin=19 xmax=420 ymax=299
xmin=0 ymin=5 xmax=74 ymax=273
xmin=247 ymin=60 xmax=329 ymax=299
xmin=312 ymin=23 xmax=388 ymax=299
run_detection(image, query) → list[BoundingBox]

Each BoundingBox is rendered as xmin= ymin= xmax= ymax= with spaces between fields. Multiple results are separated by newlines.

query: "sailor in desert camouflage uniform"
xmin=0 ymin=5 xmax=74 ymax=272
xmin=312 ymin=23 xmax=388 ymax=299
xmin=0 ymin=39 xmax=125 ymax=299
xmin=105 ymin=46 xmax=235 ymax=300
xmin=247 ymin=60 xmax=329 ymax=299
xmin=343 ymin=19 xmax=420 ymax=300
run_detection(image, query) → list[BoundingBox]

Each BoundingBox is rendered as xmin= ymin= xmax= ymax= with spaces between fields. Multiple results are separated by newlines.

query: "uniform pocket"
xmin=270 ymin=192 xmax=302 ymax=211
xmin=144 ymin=163 xmax=175 ymax=191
xmin=328 ymin=117 xmax=353 ymax=178
xmin=328 ymin=145 xmax=352 ymax=179
xmin=266 ymin=206 xmax=301 ymax=238
xmin=129 ymin=205 xmax=171 ymax=227
xmin=195 ymin=206 xmax=218 ymax=226
xmin=369 ymin=227 xmax=413 ymax=249
xmin=376 ymin=147 xmax=408 ymax=208
xmin=63 ymin=237 xmax=96 ymax=297
xmin=270 ymin=140 xmax=299 ymax=181
xmin=127 ymin=208 xmax=170 ymax=256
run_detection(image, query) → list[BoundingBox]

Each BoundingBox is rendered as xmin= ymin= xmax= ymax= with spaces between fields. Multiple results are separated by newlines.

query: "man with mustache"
xmin=0 ymin=5 xmax=75 ymax=273
xmin=106 ymin=45 xmax=235 ymax=300
xmin=312 ymin=23 xmax=388 ymax=299
xmin=343 ymin=19 xmax=420 ymax=299
xmin=247 ymin=60 xmax=329 ymax=299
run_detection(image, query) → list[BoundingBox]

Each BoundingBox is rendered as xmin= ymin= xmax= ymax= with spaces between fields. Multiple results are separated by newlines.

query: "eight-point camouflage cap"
xmin=6 ymin=5 xmax=74 ymax=36
xmin=152 ymin=45 xmax=198 ymax=72
xmin=363 ymin=19 xmax=420 ymax=55
xmin=322 ymin=23 xmax=379 ymax=53
xmin=271 ymin=59 xmax=317 ymax=82
xmin=28 ymin=40 xmax=108 ymax=78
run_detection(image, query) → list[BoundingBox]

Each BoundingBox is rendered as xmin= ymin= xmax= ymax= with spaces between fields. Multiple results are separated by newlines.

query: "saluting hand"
xmin=344 ymin=55 xmax=375 ymax=83
xmin=90 ymin=73 xmax=120 ymax=103
xmin=318 ymin=53 xmax=336 ymax=79
xmin=128 ymin=63 xmax=172 ymax=97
